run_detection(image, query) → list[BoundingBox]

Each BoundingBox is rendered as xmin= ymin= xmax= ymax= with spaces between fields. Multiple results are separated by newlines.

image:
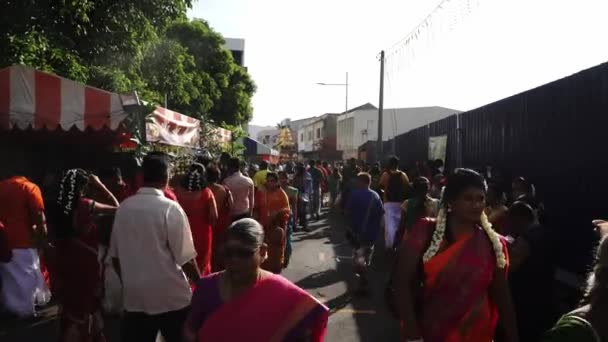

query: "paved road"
xmin=285 ymin=211 xmax=400 ymax=341
xmin=1 ymin=209 xmax=400 ymax=341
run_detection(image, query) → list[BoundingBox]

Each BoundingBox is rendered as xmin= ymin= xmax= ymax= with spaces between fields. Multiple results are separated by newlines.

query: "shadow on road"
xmin=322 ymin=210 xmax=401 ymax=341
xmin=296 ymin=269 xmax=341 ymax=290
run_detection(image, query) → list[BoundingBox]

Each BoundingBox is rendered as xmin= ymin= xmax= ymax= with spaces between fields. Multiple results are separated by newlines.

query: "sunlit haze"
xmin=189 ymin=0 xmax=608 ymax=126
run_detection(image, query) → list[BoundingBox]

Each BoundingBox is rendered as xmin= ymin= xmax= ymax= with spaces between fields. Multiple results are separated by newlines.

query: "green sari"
xmin=543 ymin=313 xmax=602 ymax=342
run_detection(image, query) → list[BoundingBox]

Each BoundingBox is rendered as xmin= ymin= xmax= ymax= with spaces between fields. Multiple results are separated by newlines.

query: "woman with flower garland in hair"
xmin=396 ymin=168 xmax=517 ymax=342
xmin=207 ymin=164 xmax=233 ymax=272
xmin=50 ymin=169 xmax=119 ymax=342
xmin=176 ymin=163 xmax=218 ymax=276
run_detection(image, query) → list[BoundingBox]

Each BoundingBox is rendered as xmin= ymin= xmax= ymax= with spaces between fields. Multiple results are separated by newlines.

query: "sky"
xmin=189 ymin=0 xmax=608 ymax=126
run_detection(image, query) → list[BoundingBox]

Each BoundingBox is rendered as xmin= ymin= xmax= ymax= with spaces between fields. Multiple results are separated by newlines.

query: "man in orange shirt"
xmin=0 ymin=171 xmax=51 ymax=317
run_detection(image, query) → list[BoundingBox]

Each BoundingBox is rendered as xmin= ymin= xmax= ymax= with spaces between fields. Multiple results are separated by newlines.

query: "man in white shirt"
xmin=223 ymin=157 xmax=255 ymax=221
xmin=110 ymin=154 xmax=200 ymax=342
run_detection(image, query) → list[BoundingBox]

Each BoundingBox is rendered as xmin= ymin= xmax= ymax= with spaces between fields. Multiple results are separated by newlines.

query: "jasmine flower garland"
xmin=422 ymin=205 xmax=506 ymax=269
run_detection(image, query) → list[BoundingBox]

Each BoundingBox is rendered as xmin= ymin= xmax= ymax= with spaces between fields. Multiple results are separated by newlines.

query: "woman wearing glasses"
xmin=184 ymin=218 xmax=328 ymax=342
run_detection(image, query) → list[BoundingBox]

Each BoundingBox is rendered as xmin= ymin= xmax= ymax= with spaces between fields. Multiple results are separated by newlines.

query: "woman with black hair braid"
xmin=50 ymin=169 xmax=119 ymax=341
xmin=176 ymin=163 xmax=218 ymax=276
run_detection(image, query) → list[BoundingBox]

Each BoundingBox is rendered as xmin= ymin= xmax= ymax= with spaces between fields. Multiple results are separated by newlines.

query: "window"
xmin=300 ymin=133 xmax=304 ymax=142
xmin=308 ymin=131 xmax=312 ymax=141
xmin=316 ymin=128 xmax=321 ymax=139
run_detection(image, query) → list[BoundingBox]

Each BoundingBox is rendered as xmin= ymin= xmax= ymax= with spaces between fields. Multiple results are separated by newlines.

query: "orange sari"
xmin=255 ymin=188 xmax=290 ymax=273
xmin=403 ymin=219 xmax=509 ymax=342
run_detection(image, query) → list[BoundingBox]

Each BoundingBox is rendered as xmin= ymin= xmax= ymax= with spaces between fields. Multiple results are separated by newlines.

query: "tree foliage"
xmin=0 ymin=1 xmax=255 ymax=127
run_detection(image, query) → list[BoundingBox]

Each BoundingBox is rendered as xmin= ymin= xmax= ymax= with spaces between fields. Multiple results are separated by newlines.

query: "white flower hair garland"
xmin=422 ymin=189 xmax=506 ymax=268
xmin=57 ymin=169 xmax=78 ymax=215
xmin=188 ymin=169 xmax=200 ymax=192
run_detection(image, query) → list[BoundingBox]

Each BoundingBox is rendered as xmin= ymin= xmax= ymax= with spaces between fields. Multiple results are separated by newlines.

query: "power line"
xmin=387 ymin=0 xmax=451 ymax=52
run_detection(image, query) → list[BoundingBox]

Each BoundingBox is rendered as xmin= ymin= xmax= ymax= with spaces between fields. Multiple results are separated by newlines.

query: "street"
xmin=0 ymin=209 xmax=401 ymax=341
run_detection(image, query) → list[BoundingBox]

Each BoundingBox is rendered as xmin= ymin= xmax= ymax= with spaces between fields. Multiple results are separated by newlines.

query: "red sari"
xmin=209 ymin=184 xmax=232 ymax=272
xmin=195 ymin=273 xmax=328 ymax=342
xmin=177 ymin=188 xmax=216 ymax=276
xmin=402 ymin=218 xmax=509 ymax=342
xmin=53 ymin=198 xmax=105 ymax=342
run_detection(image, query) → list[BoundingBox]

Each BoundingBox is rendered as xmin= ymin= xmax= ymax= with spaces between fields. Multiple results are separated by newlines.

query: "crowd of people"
xmin=0 ymin=152 xmax=607 ymax=342
xmin=0 ymin=153 xmax=335 ymax=342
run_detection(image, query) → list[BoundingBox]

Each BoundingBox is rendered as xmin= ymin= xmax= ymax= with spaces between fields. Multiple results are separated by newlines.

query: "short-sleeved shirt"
xmin=109 ymin=187 xmax=196 ymax=314
xmin=253 ymin=169 xmax=269 ymax=189
xmin=224 ymin=172 xmax=255 ymax=217
xmin=0 ymin=176 xmax=45 ymax=249
xmin=346 ymin=188 xmax=384 ymax=245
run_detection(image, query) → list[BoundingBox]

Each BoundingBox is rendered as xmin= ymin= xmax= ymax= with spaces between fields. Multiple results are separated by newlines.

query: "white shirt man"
xmin=110 ymin=155 xmax=199 ymax=342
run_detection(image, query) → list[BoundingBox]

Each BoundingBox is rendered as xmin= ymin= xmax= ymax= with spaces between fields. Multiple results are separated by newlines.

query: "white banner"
xmin=146 ymin=107 xmax=200 ymax=148
xmin=428 ymin=135 xmax=448 ymax=162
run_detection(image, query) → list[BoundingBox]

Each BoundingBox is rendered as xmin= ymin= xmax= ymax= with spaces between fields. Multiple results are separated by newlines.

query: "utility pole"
xmin=345 ymin=72 xmax=349 ymax=113
xmin=377 ymin=50 xmax=385 ymax=162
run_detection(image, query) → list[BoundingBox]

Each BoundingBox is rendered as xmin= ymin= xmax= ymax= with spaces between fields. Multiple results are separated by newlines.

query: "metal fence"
xmin=385 ymin=61 xmax=608 ymax=273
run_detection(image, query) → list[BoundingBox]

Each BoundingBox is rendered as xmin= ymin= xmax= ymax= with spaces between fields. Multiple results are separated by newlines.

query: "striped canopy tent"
xmin=0 ymin=65 xmax=129 ymax=131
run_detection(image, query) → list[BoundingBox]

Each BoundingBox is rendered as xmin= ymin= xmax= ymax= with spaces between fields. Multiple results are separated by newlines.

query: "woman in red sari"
xmin=50 ymin=169 xmax=119 ymax=342
xmin=183 ymin=218 xmax=328 ymax=342
xmin=206 ymin=164 xmax=233 ymax=272
xmin=177 ymin=163 xmax=218 ymax=276
xmin=254 ymin=172 xmax=290 ymax=274
xmin=396 ymin=168 xmax=517 ymax=342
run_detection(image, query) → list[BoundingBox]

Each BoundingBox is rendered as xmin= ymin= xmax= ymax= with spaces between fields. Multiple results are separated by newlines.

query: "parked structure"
xmin=337 ymin=104 xmax=459 ymax=160
xmin=280 ymin=117 xmax=317 ymax=153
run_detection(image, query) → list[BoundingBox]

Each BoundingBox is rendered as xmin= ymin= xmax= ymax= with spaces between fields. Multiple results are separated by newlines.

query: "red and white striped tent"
xmin=145 ymin=106 xmax=233 ymax=148
xmin=146 ymin=106 xmax=201 ymax=148
xmin=0 ymin=65 xmax=128 ymax=131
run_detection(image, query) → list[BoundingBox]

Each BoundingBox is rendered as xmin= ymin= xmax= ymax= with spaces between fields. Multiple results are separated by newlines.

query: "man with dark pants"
xmin=346 ymin=173 xmax=384 ymax=295
xmin=309 ymin=160 xmax=325 ymax=220
xmin=110 ymin=154 xmax=200 ymax=342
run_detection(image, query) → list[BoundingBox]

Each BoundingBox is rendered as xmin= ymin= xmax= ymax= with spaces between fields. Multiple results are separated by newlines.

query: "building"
xmin=247 ymin=124 xmax=273 ymax=138
xmin=337 ymin=105 xmax=460 ymax=160
xmin=297 ymin=114 xmax=341 ymax=161
xmin=224 ymin=38 xmax=245 ymax=66
xmin=280 ymin=117 xmax=317 ymax=153
xmin=256 ymin=128 xmax=280 ymax=147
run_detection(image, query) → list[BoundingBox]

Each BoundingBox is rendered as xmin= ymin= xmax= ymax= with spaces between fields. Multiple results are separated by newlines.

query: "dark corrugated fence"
xmin=386 ymin=61 xmax=608 ymax=273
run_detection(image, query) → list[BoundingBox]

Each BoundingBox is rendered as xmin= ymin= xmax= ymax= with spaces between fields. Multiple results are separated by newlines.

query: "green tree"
xmin=0 ymin=2 xmax=255 ymax=128
xmin=0 ymin=0 xmax=192 ymax=83
xmin=165 ymin=19 xmax=256 ymax=125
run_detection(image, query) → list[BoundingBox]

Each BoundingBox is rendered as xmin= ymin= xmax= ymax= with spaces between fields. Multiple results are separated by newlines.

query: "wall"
xmin=297 ymin=123 xmax=315 ymax=152
xmin=337 ymin=106 xmax=459 ymax=157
